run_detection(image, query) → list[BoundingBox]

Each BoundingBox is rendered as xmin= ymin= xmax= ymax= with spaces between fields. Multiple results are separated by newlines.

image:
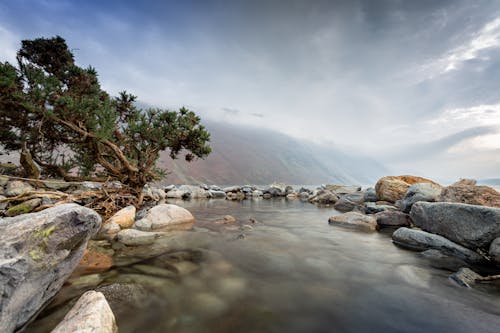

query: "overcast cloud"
xmin=1 ymin=0 xmax=499 ymax=181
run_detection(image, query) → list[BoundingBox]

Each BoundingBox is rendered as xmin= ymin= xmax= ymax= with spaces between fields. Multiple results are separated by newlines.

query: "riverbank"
xmin=0 ymin=175 xmax=499 ymax=332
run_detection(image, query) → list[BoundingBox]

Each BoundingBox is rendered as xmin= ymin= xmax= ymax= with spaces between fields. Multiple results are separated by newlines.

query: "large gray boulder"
xmin=333 ymin=192 xmax=365 ymax=212
xmin=50 ymin=291 xmax=117 ymax=333
xmin=410 ymin=202 xmax=500 ymax=249
xmin=0 ymin=204 xmax=102 ymax=333
xmin=399 ymin=183 xmax=442 ymax=213
xmin=392 ymin=227 xmax=484 ymax=264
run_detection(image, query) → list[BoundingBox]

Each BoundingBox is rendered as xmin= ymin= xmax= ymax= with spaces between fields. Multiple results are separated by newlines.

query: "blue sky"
xmin=1 ymin=0 xmax=500 ymax=180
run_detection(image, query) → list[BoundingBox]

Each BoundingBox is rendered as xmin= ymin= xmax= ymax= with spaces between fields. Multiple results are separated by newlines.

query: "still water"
xmin=32 ymin=198 xmax=500 ymax=333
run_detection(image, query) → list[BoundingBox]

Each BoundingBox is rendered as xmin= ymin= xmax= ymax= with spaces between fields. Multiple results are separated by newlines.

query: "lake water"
xmin=29 ymin=197 xmax=500 ymax=333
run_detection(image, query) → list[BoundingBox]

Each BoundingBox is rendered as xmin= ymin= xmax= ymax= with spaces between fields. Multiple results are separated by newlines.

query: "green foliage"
xmin=0 ymin=36 xmax=211 ymax=192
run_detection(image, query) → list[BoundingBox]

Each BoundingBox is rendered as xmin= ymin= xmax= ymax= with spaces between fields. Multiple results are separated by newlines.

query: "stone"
xmin=252 ymin=190 xmax=263 ymax=197
xmin=107 ymin=205 xmax=136 ymax=229
xmin=78 ymin=181 xmax=103 ymax=191
xmin=5 ymin=180 xmax=34 ymax=197
xmin=285 ymin=185 xmax=294 ymax=194
xmin=286 ymin=193 xmax=297 ymax=199
xmin=133 ymin=204 xmax=195 ymax=231
xmin=116 ymin=229 xmax=168 ymax=246
xmin=0 ymin=195 xmax=7 ymax=210
xmin=166 ymin=189 xmax=189 ymax=199
xmin=96 ymin=222 xmax=121 ymax=241
xmin=223 ymin=186 xmax=241 ymax=193
xmin=449 ymin=267 xmax=482 ymax=288
xmin=0 ymin=204 xmax=101 ymax=333
xmin=452 ymin=179 xmax=477 ymax=186
xmin=75 ymin=249 xmax=114 ymax=275
xmin=333 ymin=192 xmax=365 ymax=212
xmin=410 ymin=202 xmax=500 ymax=249
xmin=420 ymin=249 xmax=468 ymax=271
xmin=5 ymin=198 xmax=41 ymax=217
xmin=164 ymin=184 xmax=176 ymax=191
xmin=309 ymin=190 xmax=339 ymax=205
xmin=179 ymin=185 xmax=209 ymax=198
xmin=364 ymin=187 xmax=377 ymax=202
xmin=44 ymin=180 xmax=71 ymax=191
xmin=209 ymin=190 xmax=226 ymax=198
xmin=364 ymin=202 xmax=397 ymax=214
xmin=439 ymin=184 xmax=500 ymax=208
xmin=391 ymin=227 xmax=484 ymax=263
xmin=489 ymin=237 xmax=500 ymax=264
xmin=50 ymin=291 xmax=118 ymax=333
xmin=95 ymin=283 xmax=147 ymax=316
xmin=375 ymin=175 xmax=441 ymax=203
xmin=399 ymin=183 xmax=442 ymax=213
xmin=374 ymin=211 xmax=410 ymax=227
xmin=328 ymin=212 xmax=378 ymax=232
xmin=324 ymin=185 xmax=362 ymax=195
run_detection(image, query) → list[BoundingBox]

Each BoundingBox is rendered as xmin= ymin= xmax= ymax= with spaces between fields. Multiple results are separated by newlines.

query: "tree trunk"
xmin=20 ymin=143 xmax=40 ymax=179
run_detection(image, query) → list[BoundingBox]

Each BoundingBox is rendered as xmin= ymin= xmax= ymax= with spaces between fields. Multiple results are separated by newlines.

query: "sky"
xmin=1 ymin=0 xmax=499 ymax=181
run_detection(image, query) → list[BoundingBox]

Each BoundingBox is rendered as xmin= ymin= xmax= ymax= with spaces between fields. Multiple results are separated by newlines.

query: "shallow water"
xmin=113 ymin=198 xmax=500 ymax=333
xmin=32 ymin=198 xmax=500 ymax=333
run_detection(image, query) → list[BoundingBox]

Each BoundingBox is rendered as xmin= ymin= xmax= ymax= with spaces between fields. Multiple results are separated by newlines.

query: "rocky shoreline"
xmin=0 ymin=175 xmax=499 ymax=332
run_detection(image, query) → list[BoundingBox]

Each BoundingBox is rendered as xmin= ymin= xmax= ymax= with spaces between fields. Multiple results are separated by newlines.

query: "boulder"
xmin=375 ymin=175 xmax=441 ymax=203
xmin=439 ymin=183 xmax=500 ymax=208
xmin=328 ymin=212 xmax=378 ymax=231
xmin=489 ymin=237 xmax=500 ymax=264
xmin=410 ymin=202 xmax=500 ymax=249
xmin=363 ymin=187 xmax=377 ymax=202
xmin=166 ymin=188 xmax=190 ymax=199
xmin=133 ymin=204 xmax=195 ymax=232
xmin=5 ymin=180 xmax=34 ymax=197
xmin=209 ymin=190 xmax=226 ymax=198
xmin=399 ymin=183 xmax=442 ymax=213
xmin=449 ymin=267 xmax=482 ymax=288
xmin=309 ymin=190 xmax=339 ymax=205
xmin=0 ymin=204 xmax=101 ymax=333
xmin=106 ymin=205 xmax=136 ymax=229
xmin=5 ymin=198 xmax=41 ymax=217
xmin=391 ymin=227 xmax=484 ymax=263
xmin=364 ymin=202 xmax=397 ymax=214
xmin=50 ymin=291 xmax=117 ymax=333
xmin=374 ymin=211 xmax=410 ymax=227
xmin=333 ymin=192 xmax=365 ymax=212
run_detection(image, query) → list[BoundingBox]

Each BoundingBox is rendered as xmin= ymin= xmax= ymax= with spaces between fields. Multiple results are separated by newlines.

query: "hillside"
xmin=158 ymin=121 xmax=388 ymax=185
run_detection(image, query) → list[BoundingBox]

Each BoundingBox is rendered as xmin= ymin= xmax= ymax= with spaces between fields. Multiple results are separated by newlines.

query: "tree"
xmin=0 ymin=36 xmax=211 ymax=204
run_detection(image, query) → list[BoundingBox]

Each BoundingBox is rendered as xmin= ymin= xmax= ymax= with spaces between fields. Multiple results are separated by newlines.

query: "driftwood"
xmin=476 ymin=274 xmax=500 ymax=282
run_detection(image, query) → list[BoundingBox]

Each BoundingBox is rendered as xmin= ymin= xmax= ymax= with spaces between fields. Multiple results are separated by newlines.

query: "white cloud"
xmin=0 ymin=25 xmax=19 ymax=63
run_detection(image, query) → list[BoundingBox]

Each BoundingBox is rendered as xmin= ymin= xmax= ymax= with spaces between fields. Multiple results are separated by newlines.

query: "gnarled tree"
xmin=0 ymin=36 xmax=211 ymax=204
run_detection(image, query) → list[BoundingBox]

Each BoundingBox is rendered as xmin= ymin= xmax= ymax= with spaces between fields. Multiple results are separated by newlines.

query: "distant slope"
xmin=478 ymin=178 xmax=500 ymax=186
xmin=158 ymin=121 xmax=388 ymax=185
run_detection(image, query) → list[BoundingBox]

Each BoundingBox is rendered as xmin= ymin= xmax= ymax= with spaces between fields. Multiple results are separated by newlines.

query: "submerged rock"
xmin=420 ymin=249 xmax=468 ymax=271
xmin=375 ymin=175 xmax=441 ymax=203
xmin=328 ymin=212 xmax=378 ymax=231
xmin=449 ymin=267 xmax=482 ymax=288
xmin=50 ymin=291 xmax=117 ymax=333
xmin=392 ymin=227 xmax=484 ymax=263
xmin=410 ymin=202 xmax=500 ymax=249
xmin=0 ymin=204 xmax=101 ymax=333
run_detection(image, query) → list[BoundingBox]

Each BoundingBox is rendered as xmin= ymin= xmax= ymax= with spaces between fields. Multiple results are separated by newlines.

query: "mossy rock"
xmin=5 ymin=198 xmax=41 ymax=217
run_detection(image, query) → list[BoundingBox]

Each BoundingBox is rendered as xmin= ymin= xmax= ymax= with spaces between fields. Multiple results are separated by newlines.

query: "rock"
xmin=364 ymin=202 xmax=398 ymax=214
xmin=374 ymin=211 xmax=410 ymax=227
xmin=50 ymin=291 xmax=118 ymax=333
xmin=164 ymin=184 xmax=176 ymax=191
xmin=399 ymin=183 xmax=442 ymax=213
xmin=328 ymin=212 xmax=378 ymax=231
xmin=439 ymin=183 xmax=500 ymax=208
xmin=191 ymin=292 xmax=228 ymax=318
xmin=363 ymin=187 xmax=377 ymax=202
xmin=410 ymin=202 xmax=500 ymax=249
xmin=309 ymin=190 xmax=339 ymax=205
xmin=264 ymin=187 xmax=283 ymax=197
xmin=252 ymin=190 xmax=263 ymax=197
xmin=0 ymin=195 xmax=7 ymax=210
xmin=324 ymin=185 xmax=362 ymax=195
xmin=5 ymin=180 xmax=34 ymax=197
xmin=223 ymin=186 xmax=241 ymax=193
xmin=285 ymin=185 xmax=294 ymax=194
xmin=209 ymin=190 xmax=226 ymax=198
xmin=452 ymin=179 xmax=477 ymax=186
xmin=5 ymin=198 xmax=41 ymax=217
xmin=96 ymin=222 xmax=121 ymax=241
xmin=75 ymin=249 xmax=114 ymax=275
xmin=286 ymin=193 xmax=297 ymax=199
xmin=449 ymin=267 xmax=482 ymax=288
xmin=107 ymin=205 xmax=136 ymax=229
xmin=217 ymin=215 xmax=236 ymax=224
xmin=375 ymin=175 xmax=441 ymax=203
xmin=77 ymin=181 xmax=103 ymax=191
xmin=44 ymin=180 xmax=71 ymax=191
xmin=420 ymin=249 xmax=468 ymax=271
xmin=166 ymin=188 xmax=191 ymax=199
xmin=489 ymin=237 xmax=500 ymax=264
xmin=149 ymin=187 xmax=166 ymax=201
xmin=333 ymin=192 xmax=365 ymax=212
xmin=0 ymin=204 xmax=101 ymax=333
xmin=133 ymin=204 xmax=195 ymax=232
xmin=208 ymin=185 xmax=221 ymax=191
xmin=391 ymin=227 xmax=484 ymax=263
xmin=0 ymin=175 xmax=9 ymax=186
xmin=116 ymin=229 xmax=168 ymax=246
xmin=178 ymin=185 xmax=209 ymax=198
xmin=95 ymin=283 xmax=147 ymax=316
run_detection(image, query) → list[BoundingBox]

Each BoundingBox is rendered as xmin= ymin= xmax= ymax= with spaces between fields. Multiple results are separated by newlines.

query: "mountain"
xmin=158 ymin=121 xmax=388 ymax=185
xmin=478 ymin=178 xmax=500 ymax=186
